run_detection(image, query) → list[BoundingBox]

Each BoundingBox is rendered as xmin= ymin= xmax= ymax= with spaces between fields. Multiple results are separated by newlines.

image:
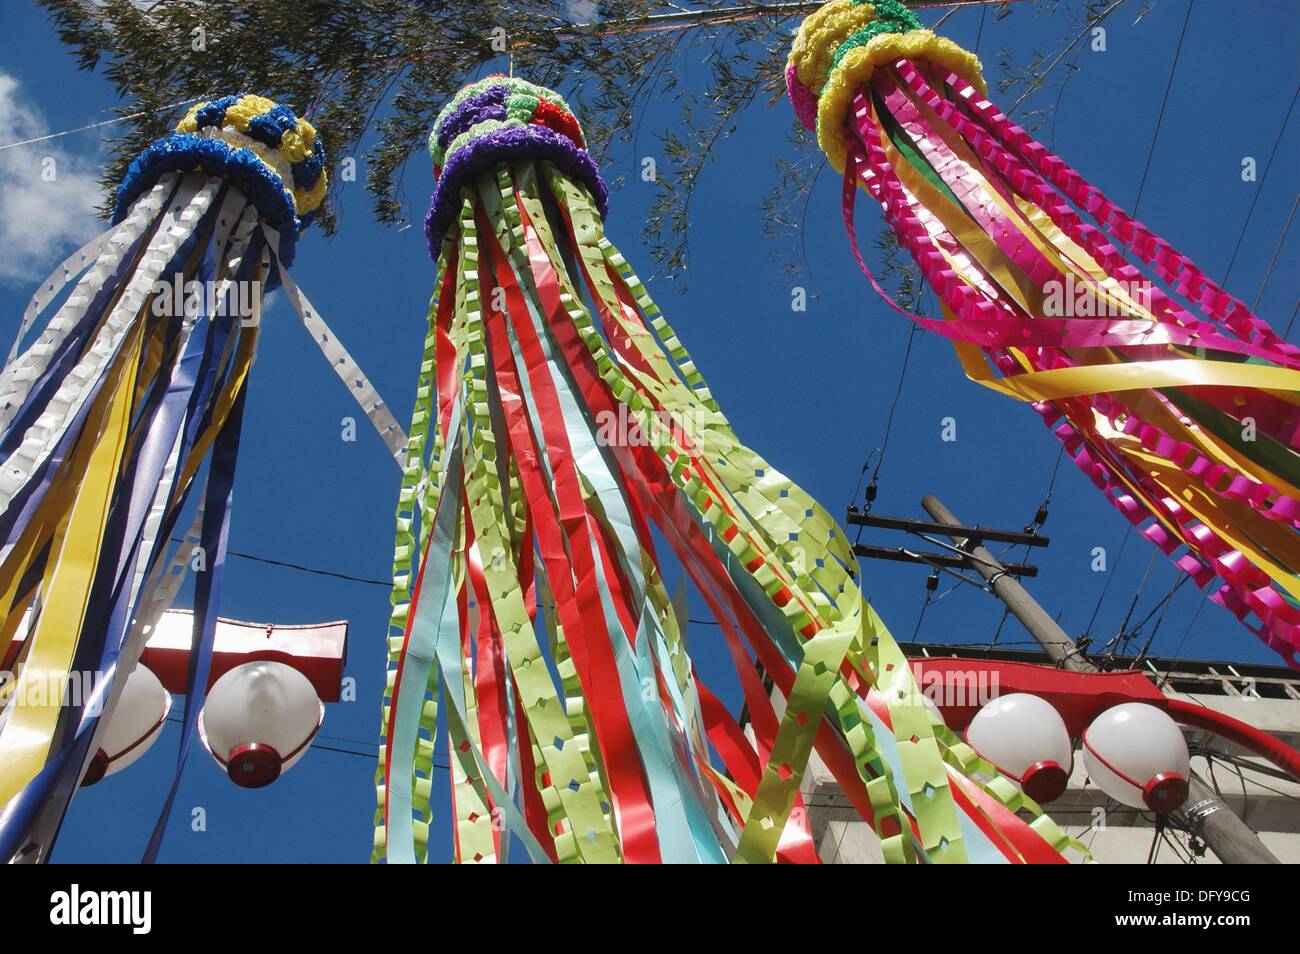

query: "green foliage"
xmin=643 ymin=13 xmax=792 ymax=276
xmin=38 ymin=0 xmax=681 ymax=238
xmin=35 ymin=0 xmax=828 ymax=271
xmin=36 ymin=0 xmax=1100 ymax=289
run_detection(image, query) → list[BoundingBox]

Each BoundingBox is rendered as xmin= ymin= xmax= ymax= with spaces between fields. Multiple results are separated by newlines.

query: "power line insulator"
xmin=925 ymin=570 xmax=939 ymax=593
xmin=1025 ymin=505 xmax=1049 ymax=535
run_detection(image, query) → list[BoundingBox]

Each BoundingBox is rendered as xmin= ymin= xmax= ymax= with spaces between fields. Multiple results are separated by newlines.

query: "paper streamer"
xmin=788 ymin=0 xmax=1300 ymax=668
xmin=375 ymin=75 xmax=1083 ymax=864
xmin=0 ymin=94 xmax=402 ymax=861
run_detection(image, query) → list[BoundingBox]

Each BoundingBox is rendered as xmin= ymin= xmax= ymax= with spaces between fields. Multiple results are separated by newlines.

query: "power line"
xmin=168 ymin=536 xmax=390 ymax=587
xmin=1157 ymin=821 xmax=1196 ymax=864
xmin=1251 ymin=191 xmax=1299 ymax=312
xmin=984 ymin=605 xmax=1010 ymax=654
xmin=986 ymin=446 xmax=1061 ymax=646
xmin=1129 ymin=572 xmax=1188 ymax=632
xmin=1200 ymin=750 xmax=1300 ymax=801
xmin=1156 ymin=593 xmax=1211 ymax=688
xmin=1084 ymin=524 xmax=1131 ymax=637
xmin=1042 ymin=444 xmax=1066 ymax=500
xmin=179 ymin=538 xmax=755 ymax=635
xmin=910 ymin=589 xmax=932 ymax=642
xmin=1019 ymin=443 xmax=1063 ymax=547
xmin=1223 ymin=83 xmax=1300 ymax=285
xmin=1006 ymin=0 xmax=1128 ymax=117
xmin=859 ymin=320 xmax=922 ymax=521
xmin=930 ymin=6 xmax=962 ymax=33
xmin=875 ymin=321 xmax=920 ymax=466
xmin=1107 ymin=549 xmax=1159 ymax=653
xmin=0 ymin=96 xmax=209 ymax=152
xmin=226 ymin=548 xmax=390 ymax=587
xmin=315 ymin=729 xmax=381 ymax=749
xmin=1131 ymin=574 xmax=1188 ymax=664
xmin=1284 ymin=300 xmax=1300 ymax=341
xmin=1131 ymin=0 xmax=1195 ymax=216
xmin=162 ymin=713 xmax=450 ymax=769
xmin=1146 ymin=817 xmax=1163 ymax=863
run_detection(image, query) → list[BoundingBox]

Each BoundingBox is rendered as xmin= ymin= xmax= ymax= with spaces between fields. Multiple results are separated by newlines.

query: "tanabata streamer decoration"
xmin=0 ymin=94 xmax=403 ymax=862
xmin=788 ymin=0 xmax=1300 ymax=668
xmin=376 ymin=75 xmax=1086 ymax=864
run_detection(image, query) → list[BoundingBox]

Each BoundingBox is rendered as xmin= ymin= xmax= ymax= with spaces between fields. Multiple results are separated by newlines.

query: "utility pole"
xmin=920 ymin=494 xmax=1280 ymax=865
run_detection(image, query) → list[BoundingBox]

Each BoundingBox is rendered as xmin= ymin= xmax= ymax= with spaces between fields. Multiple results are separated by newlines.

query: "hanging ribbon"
xmin=789 ymin=0 xmax=1300 ymax=667
xmin=375 ymin=74 xmax=1083 ymax=864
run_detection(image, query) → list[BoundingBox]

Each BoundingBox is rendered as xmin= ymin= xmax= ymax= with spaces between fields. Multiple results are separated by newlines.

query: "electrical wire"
xmin=1043 ymin=443 xmax=1065 ymax=501
xmin=1130 ymin=573 xmax=1189 ymax=634
xmin=1130 ymin=574 xmax=1188 ymax=664
xmin=1131 ymin=0 xmax=1195 ymax=216
xmin=1251 ymin=191 xmax=1299 ymax=312
xmin=1006 ymin=0 xmax=1129 ymax=117
xmin=1102 ymin=558 xmax=1172 ymax=657
xmin=1196 ymin=746 xmax=1300 ymax=787
xmin=163 ymin=713 xmax=450 ymax=769
xmin=1146 ymin=817 xmax=1162 ymax=863
xmin=984 ymin=606 xmax=1010 ymax=655
xmin=168 ymin=536 xmax=390 ymax=587
xmin=1107 ymin=540 xmax=1159 ymax=639
xmin=1156 ymin=595 xmax=1212 ymax=688
xmin=1003 ymin=443 xmax=1062 ymax=581
xmin=910 ymin=589 xmax=932 ymax=642
xmin=828 ymin=803 xmax=853 ymax=862
xmin=225 ymin=548 xmax=391 ymax=587
xmin=1084 ymin=525 xmax=1131 ymax=637
xmin=1160 ymin=823 xmax=1195 ymax=864
xmin=1284 ymin=300 xmax=1300 ymax=341
xmin=860 ymin=321 xmax=921 ymax=517
xmin=0 ymin=96 xmax=211 ymax=152
xmin=1223 ymin=83 xmax=1300 ymax=285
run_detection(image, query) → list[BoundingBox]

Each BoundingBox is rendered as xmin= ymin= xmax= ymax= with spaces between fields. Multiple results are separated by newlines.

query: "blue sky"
xmin=1 ymin=0 xmax=1296 ymax=862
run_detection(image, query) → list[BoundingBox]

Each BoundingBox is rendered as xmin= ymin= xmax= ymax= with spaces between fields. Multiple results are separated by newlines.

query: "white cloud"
xmin=0 ymin=72 xmax=105 ymax=288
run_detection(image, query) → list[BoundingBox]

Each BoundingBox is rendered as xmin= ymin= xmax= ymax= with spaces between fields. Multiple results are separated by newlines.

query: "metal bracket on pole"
xmin=846 ymin=506 xmax=1051 ymax=548
xmin=846 ymin=504 xmax=1046 ymax=582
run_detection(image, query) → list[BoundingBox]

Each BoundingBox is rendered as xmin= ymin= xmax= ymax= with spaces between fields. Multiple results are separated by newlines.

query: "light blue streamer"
xmin=499 ymin=245 xmax=731 ymax=862
xmin=385 ymin=405 xmax=465 ymax=864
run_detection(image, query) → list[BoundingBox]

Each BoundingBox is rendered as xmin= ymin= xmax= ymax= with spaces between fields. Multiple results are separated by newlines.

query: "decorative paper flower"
xmin=786 ymin=0 xmax=985 ymax=171
xmin=424 ymin=76 xmax=607 ymax=257
xmin=114 ymin=94 xmax=328 ymax=264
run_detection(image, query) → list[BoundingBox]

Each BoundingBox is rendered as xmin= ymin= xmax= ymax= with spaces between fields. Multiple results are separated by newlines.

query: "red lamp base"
xmin=1142 ymin=772 xmax=1189 ymax=814
xmin=79 ymin=749 xmax=111 ymax=787
xmin=1021 ymin=760 xmax=1069 ymax=804
xmin=227 ymin=743 xmax=283 ymax=788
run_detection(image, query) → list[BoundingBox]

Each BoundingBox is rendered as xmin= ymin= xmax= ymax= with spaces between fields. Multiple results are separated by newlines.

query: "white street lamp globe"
xmin=965 ymin=692 xmax=1072 ymax=803
xmin=82 ymin=662 xmax=171 ymax=785
xmin=198 ymin=661 xmax=323 ymax=788
xmin=1082 ymin=703 xmax=1189 ymax=812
